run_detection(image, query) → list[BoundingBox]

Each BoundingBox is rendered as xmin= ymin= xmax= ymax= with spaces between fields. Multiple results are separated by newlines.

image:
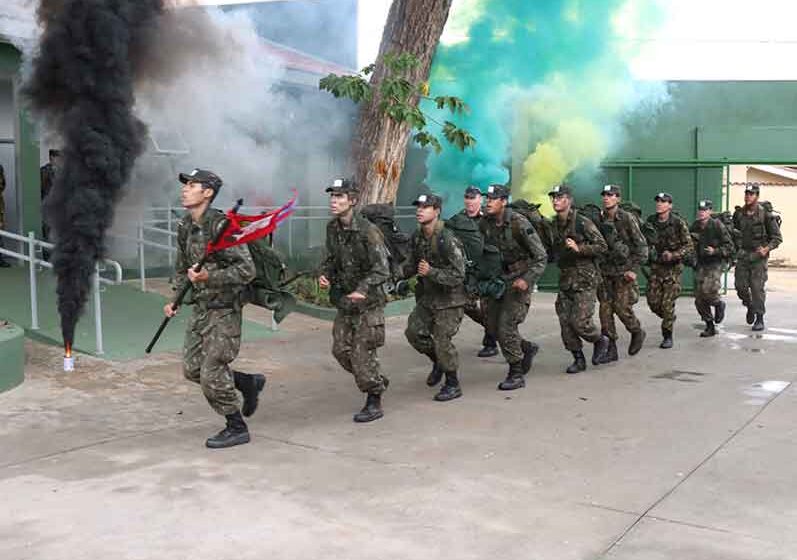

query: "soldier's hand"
xmin=623 ymin=271 xmax=637 ymax=282
xmin=318 ymin=275 xmax=330 ymax=289
xmin=757 ymin=246 xmax=770 ymax=258
xmin=661 ymin=250 xmax=673 ymax=262
xmin=347 ymin=291 xmax=366 ymax=302
xmin=417 ymin=259 xmax=431 ymax=276
xmin=512 ymin=278 xmax=529 ymax=292
xmin=565 ymin=238 xmax=580 ymax=252
xmin=187 ymin=266 xmax=208 ymax=284
xmin=705 ymin=246 xmax=716 ymax=255
xmin=163 ymin=303 xmax=178 ymax=318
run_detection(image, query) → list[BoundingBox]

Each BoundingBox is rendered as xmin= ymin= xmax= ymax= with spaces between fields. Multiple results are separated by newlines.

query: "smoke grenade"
xmin=24 ymin=0 xmax=164 ymax=349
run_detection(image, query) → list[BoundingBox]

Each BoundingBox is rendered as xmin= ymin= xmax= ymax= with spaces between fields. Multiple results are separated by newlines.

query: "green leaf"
xmin=319 ymin=74 xmax=372 ymax=103
xmin=434 ymin=96 xmax=470 ymax=114
xmin=442 ymin=121 xmax=477 ymax=151
xmin=361 ymin=63 xmax=376 ymax=76
xmin=413 ymin=132 xmax=443 ymax=154
xmin=384 ymin=52 xmax=420 ymax=74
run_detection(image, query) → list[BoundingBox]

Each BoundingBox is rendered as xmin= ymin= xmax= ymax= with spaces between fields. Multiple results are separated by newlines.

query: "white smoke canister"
xmin=63 ymin=356 xmax=75 ymax=372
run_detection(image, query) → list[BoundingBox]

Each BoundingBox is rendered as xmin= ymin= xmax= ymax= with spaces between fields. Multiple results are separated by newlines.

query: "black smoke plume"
xmin=24 ymin=0 xmax=164 ymax=346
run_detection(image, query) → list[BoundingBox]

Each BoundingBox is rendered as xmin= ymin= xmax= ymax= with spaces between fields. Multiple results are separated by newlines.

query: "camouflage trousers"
xmin=405 ymin=304 xmax=464 ymax=373
xmin=598 ymin=275 xmax=642 ymax=341
xmin=332 ymin=307 xmax=388 ymax=394
xmin=463 ymin=293 xmax=487 ymax=327
xmin=486 ymin=288 xmax=531 ymax=365
xmin=646 ymin=264 xmax=683 ymax=331
xmin=556 ymin=287 xmax=602 ymax=352
xmin=184 ymin=307 xmax=242 ymax=416
xmin=735 ymin=254 xmax=768 ymax=315
xmin=694 ymin=264 xmax=723 ymax=322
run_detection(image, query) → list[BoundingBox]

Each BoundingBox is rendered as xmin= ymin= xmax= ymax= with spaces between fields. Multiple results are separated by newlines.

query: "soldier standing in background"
xmin=596 ymin=184 xmax=648 ymax=361
xmin=549 ymin=184 xmax=609 ymax=373
xmin=480 ymin=184 xmax=547 ymax=390
xmin=319 ymin=178 xmax=391 ymax=422
xmin=404 ymin=193 xmax=467 ymax=401
xmin=40 ymin=149 xmax=62 ymax=244
xmin=644 ymin=192 xmax=694 ymax=349
xmin=690 ymin=199 xmax=735 ymax=337
xmin=733 ymin=183 xmax=782 ymax=331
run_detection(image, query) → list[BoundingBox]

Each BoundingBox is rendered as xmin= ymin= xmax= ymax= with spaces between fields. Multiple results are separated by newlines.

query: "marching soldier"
xmin=644 ymin=192 xmax=694 ymax=349
xmin=690 ymin=199 xmax=734 ymax=337
xmin=319 ymin=178 xmax=391 ymax=422
xmin=549 ymin=184 xmax=609 ymax=373
xmin=733 ymin=183 xmax=782 ymax=331
xmin=480 ymin=184 xmax=547 ymax=390
xmin=404 ymin=193 xmax=467 ymax=401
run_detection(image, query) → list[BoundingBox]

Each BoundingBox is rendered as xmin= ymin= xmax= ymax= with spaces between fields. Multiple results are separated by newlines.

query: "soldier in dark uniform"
xmin=690 ymin=199 xmax=735 ymax=337
xmin=549 ymin=184 xmax=609 ymax=373
xmin=733 ymin=183 xmax=782 ymax=331
xmin=319 ymin=178 xmax=391 ymax=422
xmin=404 ymin=193 xmax=467 ymax=401
xmin=40 ymin=149 xmax=62 ymax=244
xmin=480 ymin=184 xmax=547 ymax=390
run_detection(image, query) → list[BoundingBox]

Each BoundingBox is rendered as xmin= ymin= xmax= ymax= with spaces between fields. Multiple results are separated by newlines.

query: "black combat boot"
xmin=478 ymin=333 xmax=498 ymax=358
xmin=497 ymin=362 xmax=525 ymax=390
xmin=521 ymin=340 xmax=539 ymax=374
xmin=628 ymin=329 xmax=646 ymax=356
xmin=752 ymin=313 xmax=765 ymax=332
xmin=234 ymin=371 xmax=266 ymax=417
xmin=206 ymin=411 xmax=250 ymax=449
xmin=434 ymin=372 xmax=463 ymax=401
xmin=566 ymin=351 xmax=587 ymax=374
xmin=700 ymin=320 xmax=716 ymax=337
xmin=353 ymin=393 xmax=383 ymax=423
xmin=746 ymin=306 xmax=755 ymax=325
xmin=426 ymin=362 xmax=443 ymax=387
xmin=592 ymin=335 xmax=609 ymax=365
xmin=660 ymin=328 xmax=673 ymax=349
xmin=604 ymin=339 xmax=619 ymax=363
xmin=713 ymin=300 xmax=726 ymax=324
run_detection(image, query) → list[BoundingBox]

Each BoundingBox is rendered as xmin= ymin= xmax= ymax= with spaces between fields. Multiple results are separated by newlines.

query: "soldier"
xmin=165 ymin=169 xmax=264 ymax=449
xmin=596 ymin=184 xmax=648 ymax=360
xmin=690 ymin=199 xmax=734 ymax=337
xmin=319 ymin=178 xmax=391 ymax=422
xmin=404 ymin=193 xmax=467 ymax=401
xmin=457 ymin=185 xmax=497 ymax=357
xmin=733 ymin=183 xmax=782 ymax=331
xmin=645 ymin=192 xmax=694 ymax=349
xmin=480 ymin=184 xmax=547 ymax=390
xmin=40 ymin=149 xmax=61 ymax=244
xmin=549 ymin=184 xmax=609 ymax=373
xmin=0 ymin=163 xmax=10 ymax=267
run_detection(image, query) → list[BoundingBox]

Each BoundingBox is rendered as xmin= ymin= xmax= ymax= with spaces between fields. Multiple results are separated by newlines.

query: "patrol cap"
xmin=654 ymin=192 xmax=673 ymax=203
xmin=179 ymin=168 xmax=223 ymax=192
xmin=548 ymin=184 xmax=573 ymax=197
xmin=698 ymin=199 xmax=713 ymax=211
xmin=601 ymin=184 xmax=621 ymax=196
xmin=744 ymin=183 xmax=760 ymax=195
xmin=412 ymin=193 xmax=443 ymax=209
xmin=464 ymin=185 xmax=483 ymax=198
xmin=485 ymin=184 xmax=510 ymax=199
xmin=325 ymin=177 xmax=358 ymax=195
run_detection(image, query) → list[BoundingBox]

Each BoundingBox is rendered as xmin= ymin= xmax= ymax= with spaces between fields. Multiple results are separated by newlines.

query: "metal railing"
xmin=0 ymin=230 xmax=123 ymax=355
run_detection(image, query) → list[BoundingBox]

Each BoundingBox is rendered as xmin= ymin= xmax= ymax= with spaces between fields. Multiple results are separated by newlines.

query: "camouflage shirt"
xmin=598 ymin=207 xmax=648 ymax=276
xmin=690 ymin=218 xmax=735 ymax=265
xmin=733 ymin=204 xmax=782 ymax=253
xmin=552 ymin=209 xmax=608 ymax=290
xmin=321 ymin=211 xmax=390 ymax=311
xmin=480 ymin=207 xmax=548 ymax=287
xmin=645 ymin=213 xmax=693 ymax=265
xmin=405 ymin=219 xmax=466 ymax=310
xmin=175 ymin=208 xmax=256 ymax=309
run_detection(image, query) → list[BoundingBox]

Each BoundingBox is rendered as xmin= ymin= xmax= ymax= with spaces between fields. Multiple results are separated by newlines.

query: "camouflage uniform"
xmin=552 ymin=209 xmax=608 ymax=351
xmin=404 ymin=220 xmax=466 ymax=374
xmin=321 ymin=211 xmax=391 ymax=394
xmin=175 ymin=209 xmax=255 ymax=416
xmin=645 ymin=213 xmax=693 ymax=331
xmin=480 ymin=207 xmax=547 ymax=365
xmin=40 ymin=162 xmax=57 ymax=242
xmin=690 ymin=217 xmax=734 ymax=322
xmin=733 ymin=204 xmax=782 ymax=318
xmin=455 ymin=209 xmax=489 ymax=329
xmin=597 ymin=207 xmax=648 ymax=341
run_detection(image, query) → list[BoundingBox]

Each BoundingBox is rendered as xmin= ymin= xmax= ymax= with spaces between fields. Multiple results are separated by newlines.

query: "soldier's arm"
xmin=519 ymin=223 xmax=548 ymax=286
xmin=355 ymin=227 xmax=390 ymax=294
xmin=206 ymin=243 xmax=256 ymax=289
xmin=766 ymin=214 xmax=783 ymax=251
xmin=426 ymin=235 xmax=466 ymax=287
xmin=670 ymin=220 xmax=694 ymax=261
xmin=319 ymin=224 xmax=337 ymax=280
xmin=627 ymin=216 xmax=649 ymax=270
xmin=172 ymin=225 xmax=189 ymax=304
xmin=578 ymin=219 xmax=608 ymax=258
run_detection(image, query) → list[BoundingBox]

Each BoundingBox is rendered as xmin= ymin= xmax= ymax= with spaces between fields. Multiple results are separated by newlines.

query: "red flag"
xmin=207 ymin=190 xmax=297 ymax=253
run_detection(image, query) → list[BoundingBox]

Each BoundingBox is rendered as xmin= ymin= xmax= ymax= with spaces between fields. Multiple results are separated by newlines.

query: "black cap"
xmin=698 ymin=199 xmax=713 ymax=210
xmin=548 ymin=184 xmax=573 ymax=197
xmin=654 ymin=192 xmax=673 ymax=203
xmin=325 ymin=177 xmax=358 ymax=195
xmin=464 ymin=185 xmax=482 ymax=198
xmin=412 ymin=193 xmax=443 ymax=209
xmin=744 ymin=183 xmax=760 ymax=194
xmin=179 ymin=168 xmax=223 ymax=192
xmin=485 ymin=184 xmax=510 ymax=199
xmin=601 ymin=184 xmax=621 ymax=196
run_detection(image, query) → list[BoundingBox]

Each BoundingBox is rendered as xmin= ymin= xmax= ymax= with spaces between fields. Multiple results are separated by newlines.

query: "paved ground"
xmin=2 ymin=271 xmax=797 ymax=559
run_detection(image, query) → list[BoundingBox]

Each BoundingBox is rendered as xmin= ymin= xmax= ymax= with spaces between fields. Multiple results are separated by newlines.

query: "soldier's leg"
xmin=199 ymin=309 xmax=242 ymax=416
xmin=646 ymin=272 xmax=664 ymax=318
xmin=597 ymin=278 xmax=618 ymax=340
xmin=350 ymin=308 xmax=388 ymax=394
xmin=183 ymin=310 xmax=204 ymax=386
xmin=615 ymin=278 xmax=642 ymax=334
xmin=556 ymin=291 xmax=582 ymax=352
xmin=463 ymin=296 xmax=485 ymax=326
xmin=405 ymin=304 xmax=435 ymax=360
xmin=572 ymin=288 xmax=601 ymax=343
xmin=496 ymin=289 xmax=531 ymax=364
xmin=432 ymin=307 xmax=465 ymax=373
xmin=694 ymin=266 xmax=714 ymax=322
xmin=734 ymin=258 xmax=753 ymax=308
xmin=750 ymin=259 xmax=768 ymax=316
xmin=660 ymin=271 xmax=682 ymax=332
xmin=332 ymin=311 xmax=354 ymax=373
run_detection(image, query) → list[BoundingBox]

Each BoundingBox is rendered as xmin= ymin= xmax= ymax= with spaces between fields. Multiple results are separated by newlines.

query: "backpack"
xmin=508 ymin=199 xmax=555 ymax=260
xmin=444 ymin=212 xmax=502 ymax=293
xmin=177 ymin=210 xmax=296 ymax=323
xmin=360 ymin=203 xmax=412 ymax=294
xmin=578 ymin=203 xmax=629 ymax=265
xmin=712 ymin=210 xmax=742 ymax=266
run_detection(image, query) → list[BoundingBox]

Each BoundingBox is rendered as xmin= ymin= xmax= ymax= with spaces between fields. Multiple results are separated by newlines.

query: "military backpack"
xmin=360 ymin=203 xmax=412 ymax=294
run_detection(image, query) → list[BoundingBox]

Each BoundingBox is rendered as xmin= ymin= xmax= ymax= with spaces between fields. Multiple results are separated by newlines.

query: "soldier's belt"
xmin=196 ymin=300 xmax=236 ymax=310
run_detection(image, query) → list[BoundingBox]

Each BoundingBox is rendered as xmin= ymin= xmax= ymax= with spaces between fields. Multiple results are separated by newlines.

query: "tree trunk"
xmin=352 ymin=0 xmax=452 ymax=205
